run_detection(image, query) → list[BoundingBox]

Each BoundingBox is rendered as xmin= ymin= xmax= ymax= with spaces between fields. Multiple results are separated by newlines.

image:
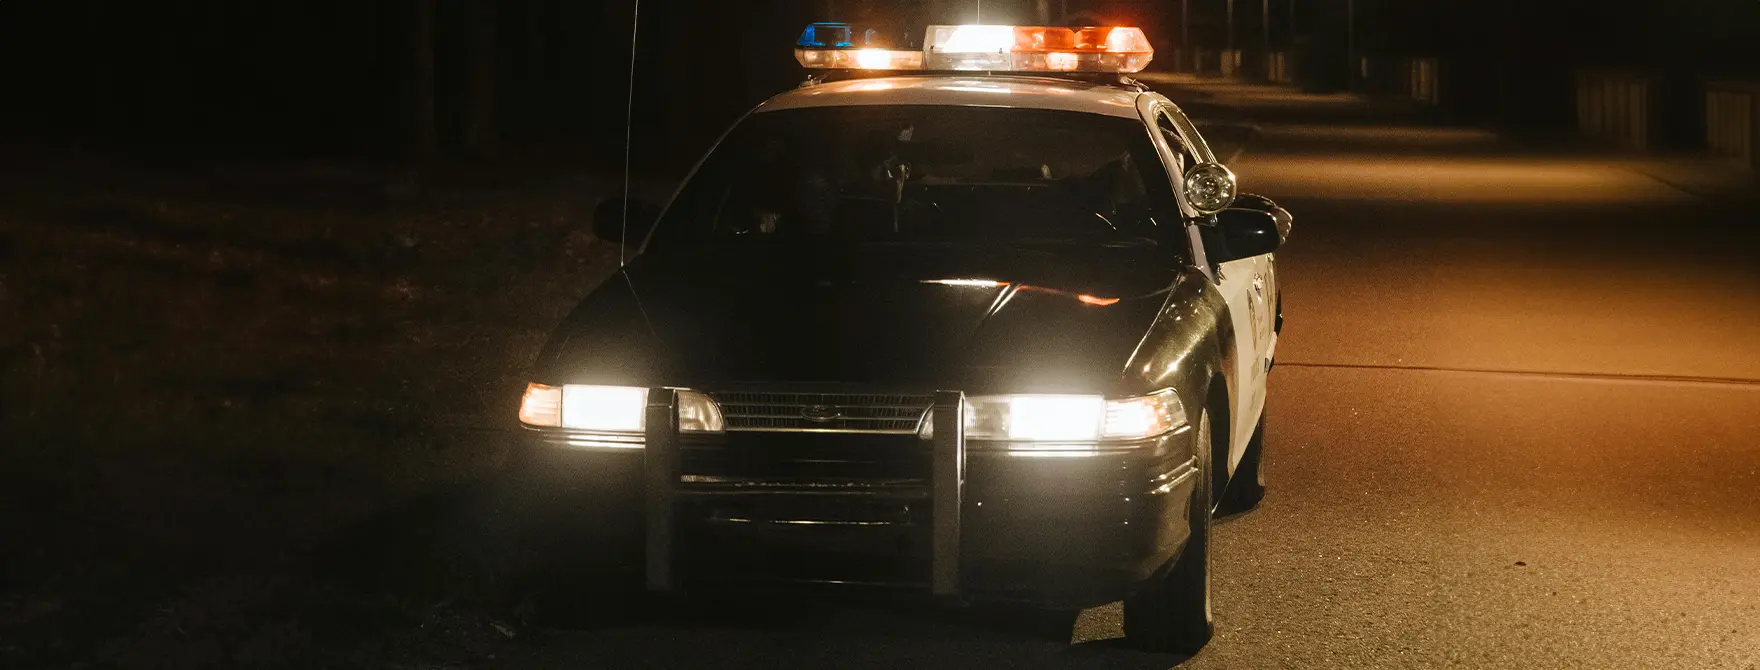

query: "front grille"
xmin=712 ymin=391 xmax=933 ymax=433
xmin=681 ymin=431 xmax=931 ymax=480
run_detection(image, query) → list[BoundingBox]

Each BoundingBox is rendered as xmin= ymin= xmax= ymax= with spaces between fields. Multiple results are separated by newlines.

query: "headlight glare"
xmin=953 ymin=391 xmax=1186 ymax=443
xmin=964 ymin=394 xmax=1107 ymax=442
xmin=524 ymin=383 xmax=724 ymax=435
xmin=561 ymin=385 xmax=648 ymax=432
xmin=1000 ymin=395 xmax=1106 ymax=441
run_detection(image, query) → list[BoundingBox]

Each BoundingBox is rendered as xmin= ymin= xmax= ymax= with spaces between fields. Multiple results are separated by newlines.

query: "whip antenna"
xmin=619 ymin=0 xmax=641 ymax=267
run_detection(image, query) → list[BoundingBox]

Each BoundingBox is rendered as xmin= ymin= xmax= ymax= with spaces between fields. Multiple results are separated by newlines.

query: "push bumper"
xmin=516 ymin=389 xmax=1201 ymax=609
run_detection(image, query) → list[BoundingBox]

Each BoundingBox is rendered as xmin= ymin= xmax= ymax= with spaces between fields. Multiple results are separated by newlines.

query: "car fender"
xmin=1119 ymin=268 xmax=1238 ymax=481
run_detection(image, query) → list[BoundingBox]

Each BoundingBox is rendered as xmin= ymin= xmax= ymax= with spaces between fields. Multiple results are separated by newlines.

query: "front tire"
xmin=1217 ymin=412 xmax=1266 ymax=515
xmin=1123 ymin=408 xmax=1215 ymax=654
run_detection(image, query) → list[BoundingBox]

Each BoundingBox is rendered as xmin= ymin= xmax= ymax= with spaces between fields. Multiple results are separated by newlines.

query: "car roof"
xmin=754 ymin=74 xmax=1145 ymax=120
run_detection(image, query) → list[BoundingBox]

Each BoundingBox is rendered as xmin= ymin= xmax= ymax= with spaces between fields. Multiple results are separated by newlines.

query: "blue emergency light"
xmin=797 ymin=22 xmax=854 ymax=48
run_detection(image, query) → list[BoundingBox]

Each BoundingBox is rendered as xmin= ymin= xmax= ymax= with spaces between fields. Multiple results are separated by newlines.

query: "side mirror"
xmin=1212 ymin=208 xmax=1283 ymax=262
xmin=1229 ymin=192 xmax=1292 ymax=245
xmin=592 ymin=198 xmax=662 ymax=245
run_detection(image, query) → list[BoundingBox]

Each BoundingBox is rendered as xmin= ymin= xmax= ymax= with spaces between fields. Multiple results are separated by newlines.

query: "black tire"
xmin=1123 ymin=408 xmax=1215 ymax=654
xmin=1217 ymin=412 xmax=1267 ymax=515
xmin=1274 ymin=293 xmax=1283 ymax=334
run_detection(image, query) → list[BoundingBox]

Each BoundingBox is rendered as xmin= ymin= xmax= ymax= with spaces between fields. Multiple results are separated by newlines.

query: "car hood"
xmin=537 ymin=242 xmax=1180 ymax=393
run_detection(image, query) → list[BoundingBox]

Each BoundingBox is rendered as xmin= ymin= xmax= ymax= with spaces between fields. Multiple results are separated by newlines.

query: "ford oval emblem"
xmin=801 ymin=404 xmax=842 ymax=422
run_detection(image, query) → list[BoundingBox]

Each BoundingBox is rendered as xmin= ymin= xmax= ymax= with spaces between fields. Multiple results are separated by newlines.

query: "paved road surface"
xmin=492 ymin=78 xmax=1760 ymax=669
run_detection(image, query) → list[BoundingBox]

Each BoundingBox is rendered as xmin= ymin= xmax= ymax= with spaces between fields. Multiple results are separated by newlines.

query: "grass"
xmin=0 ymin=154 xmax=646 ymax=668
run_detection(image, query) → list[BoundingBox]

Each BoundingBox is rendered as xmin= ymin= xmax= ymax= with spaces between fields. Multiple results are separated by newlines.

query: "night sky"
xmin=1 ymin=0 xmax=1756 ymax=170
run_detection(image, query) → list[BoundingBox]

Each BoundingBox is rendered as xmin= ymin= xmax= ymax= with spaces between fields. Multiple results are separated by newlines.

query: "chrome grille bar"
xmin=645 ymin=388 xmax=680 ymax=593
xmin=713 ymin=391 xmax=933 ymax=433
xmin=930 ymin=390 xmax=965 ymax=601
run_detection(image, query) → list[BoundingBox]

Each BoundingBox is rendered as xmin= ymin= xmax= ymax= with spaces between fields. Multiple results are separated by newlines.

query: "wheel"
xmin=1123 ymin=408 xmax=1215 ymax=654
xmin=1217 ymin=412 xmax=1266 ymax=515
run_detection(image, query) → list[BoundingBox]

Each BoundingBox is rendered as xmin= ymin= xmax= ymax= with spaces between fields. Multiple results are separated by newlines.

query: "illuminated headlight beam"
xmin=924 ymin=390 xmax=1185 ymax=444
xmin=518 ymin=383 xmax=723 ymax=436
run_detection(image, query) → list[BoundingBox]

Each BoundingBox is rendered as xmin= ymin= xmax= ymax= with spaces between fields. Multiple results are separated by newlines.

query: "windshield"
xmin=648 ymin=105 xmax=1181 ymax=253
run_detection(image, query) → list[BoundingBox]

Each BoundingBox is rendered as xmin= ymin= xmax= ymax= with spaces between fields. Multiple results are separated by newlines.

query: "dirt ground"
xmin=1 ymin=152 xmax=643 ymax=669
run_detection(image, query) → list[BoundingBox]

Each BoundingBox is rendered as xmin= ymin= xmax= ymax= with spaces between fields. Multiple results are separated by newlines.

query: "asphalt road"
xmin=491 ymin=80 xmax=1760 ymax=669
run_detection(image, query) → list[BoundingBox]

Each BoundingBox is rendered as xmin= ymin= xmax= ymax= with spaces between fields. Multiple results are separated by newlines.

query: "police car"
xmin=514 ymin=23 xmax=1289 ymax=653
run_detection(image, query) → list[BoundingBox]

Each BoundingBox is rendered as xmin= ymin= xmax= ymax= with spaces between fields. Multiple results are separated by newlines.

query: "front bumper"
xmin=516 ymin=390 xmax=1200 ymax=609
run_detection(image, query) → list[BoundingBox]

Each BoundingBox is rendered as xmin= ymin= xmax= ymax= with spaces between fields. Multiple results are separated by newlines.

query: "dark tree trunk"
xmin=462 ymin=0 xmax=498 ymax=159
xmin=408 ymin=0 xmax=438 ymax=158
xmin=526 ymin=0 xmax=546 ymax=142
xmin=87 ymin=0 xmax=114 ymax=137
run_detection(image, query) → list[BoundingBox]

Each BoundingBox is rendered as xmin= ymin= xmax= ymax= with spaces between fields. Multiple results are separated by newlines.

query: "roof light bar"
xmin=797 ymin=22 xmax=857 ymax=48
xmin=795 ymin=22 xmax=924 ymax=70
xmin=794 ymin=23 xmax=1154 ymax=74
xmin=796 ymin=47 xmax=925 ymax=70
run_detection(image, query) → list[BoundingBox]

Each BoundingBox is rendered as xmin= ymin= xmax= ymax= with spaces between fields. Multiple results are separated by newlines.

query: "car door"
xmin=1144 ymin=100 xmax=1265 ymax=474
xmin=1227 ymin=198 xmax=1281 ymax=387
xmin=1255 ymin=253 xmax=1277 ymax=371
xmin=1228 ymin=235 xmax=1273 ymax=445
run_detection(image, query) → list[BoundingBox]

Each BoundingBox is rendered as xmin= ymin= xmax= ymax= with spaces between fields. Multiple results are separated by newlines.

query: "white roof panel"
xmin=754 ymin=75 xmax=1145 ymax=120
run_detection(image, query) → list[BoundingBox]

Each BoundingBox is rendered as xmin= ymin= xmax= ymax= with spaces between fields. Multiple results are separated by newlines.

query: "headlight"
xmin=967 ymin=394 xmax=1105 ymax=441
xmin=947 ymin=390 xmax=1185 ymax=442
xmin=560 ymin=385 xmax=648 ymax=431
xmin=518 ymin=383 xmax=723 ymax=434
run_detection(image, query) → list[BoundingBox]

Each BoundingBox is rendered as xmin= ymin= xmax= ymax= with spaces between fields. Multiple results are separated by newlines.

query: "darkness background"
xmin=1 ymin=2 xmax=1758 ymax=668
xmin=2 ymin=0 xmax=1756 ymax=174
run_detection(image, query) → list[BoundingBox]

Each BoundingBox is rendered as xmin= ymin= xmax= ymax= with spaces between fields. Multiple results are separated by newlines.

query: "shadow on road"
xmin=313 ymin=468 xmax=1193 ymax=669
xmin=495 ymin=592 xmax=1188 ymax=670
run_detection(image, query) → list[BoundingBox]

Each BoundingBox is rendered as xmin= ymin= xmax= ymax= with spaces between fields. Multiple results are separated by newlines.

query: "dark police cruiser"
xmin=512 ymin=22 xmax=1290 ymax=653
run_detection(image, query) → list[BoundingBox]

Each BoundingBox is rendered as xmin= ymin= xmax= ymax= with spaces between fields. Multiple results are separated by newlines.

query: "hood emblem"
xmin=801 ymin=404 xmax=843 ymax=422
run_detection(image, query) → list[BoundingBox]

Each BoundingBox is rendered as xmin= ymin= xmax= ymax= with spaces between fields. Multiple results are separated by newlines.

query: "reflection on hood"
xmin=536 ymin=242 xmax=1182 ymax=393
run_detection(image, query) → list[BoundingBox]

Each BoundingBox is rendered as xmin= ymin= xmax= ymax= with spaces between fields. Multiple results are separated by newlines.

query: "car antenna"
xmin=619 ymin=0 xmax=641 ymax=268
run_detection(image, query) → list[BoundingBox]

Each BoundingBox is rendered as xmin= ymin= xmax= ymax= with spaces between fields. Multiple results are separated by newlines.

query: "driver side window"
xmin=1157 ymin=111 xmax=1198 ymax=178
